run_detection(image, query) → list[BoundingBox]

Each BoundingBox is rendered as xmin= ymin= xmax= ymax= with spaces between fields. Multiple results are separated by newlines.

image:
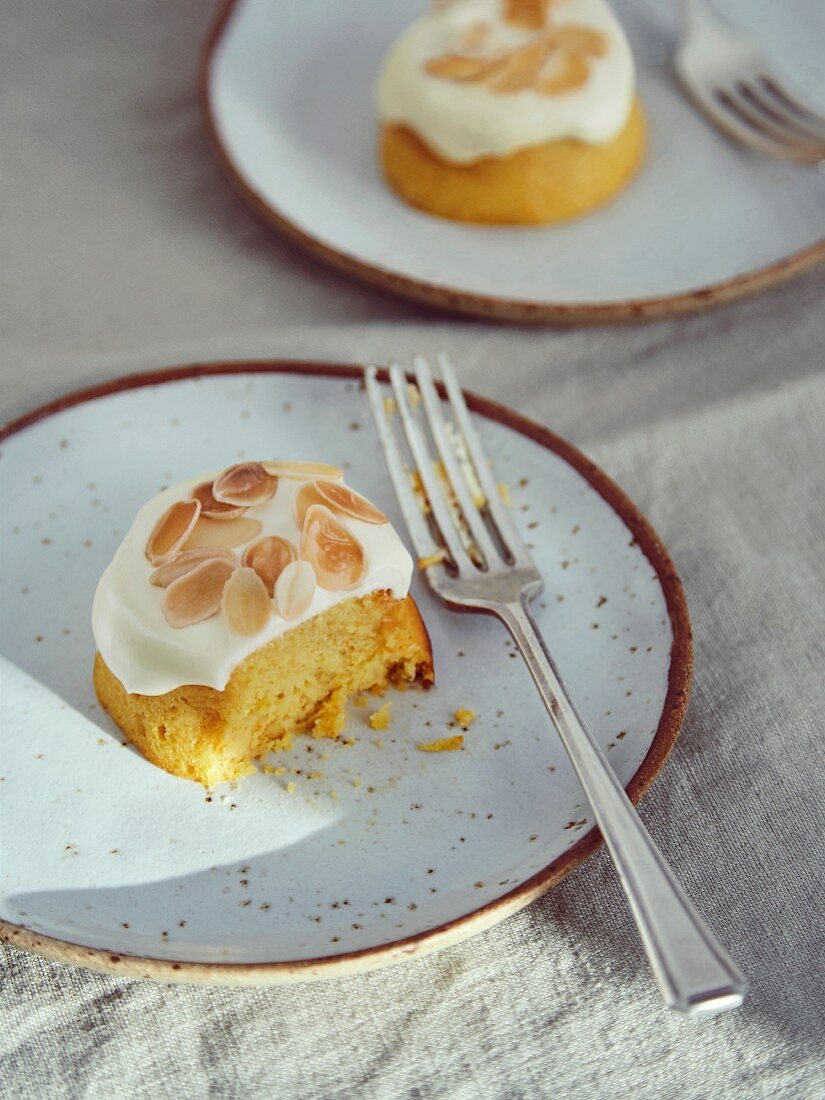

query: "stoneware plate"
xmin=0 ymin=363 xmax=691 ymax=985
xmin=202 ymin=0 xmax=825 ymax=324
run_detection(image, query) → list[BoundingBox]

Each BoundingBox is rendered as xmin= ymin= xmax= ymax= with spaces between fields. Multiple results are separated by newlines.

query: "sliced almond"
xmin=425 ymin=53 xmax=504 ymax=83
xmin=313 ymin=480 xmax=388 ymax=525
xmin=293 ymin=481 xmax=331 ymax=527
xmin=461 ymin=20 xmax=491 ymax=54
xmin=274 ymin=560 xmax=317 ymax=621
xmin=504 ymin=0 xmax=549 ymax=30
xmin=242 ymin=535 xmax=296 ymax=596
xmin=149 ymin=547 xmax=237 ymax=588
xmin=145 ymin=499 xmax=201 ymax=565
xmin=221 ymin=567 xmax=271 ymax=636
xmin=487 ymin=37 xmax=555 ymax=92
xmin=263 ymin=460 xmax=343 ymax=481
xmin=190 ymin=480 xmax=247 ymax=521
xmin=183 ymin=515 xmax=263 ymax=550
xmin=301 ymin=504 xmax=366 ymax=592
xmin=551 ymin=24 xmax=607 ymax=58
xmin=537 ymin=49 xmax=589 ymax=94
xmin=161 ymin=558 xmax=235 ymax=629
xmin=212 ymin=462 xmax=278 ymax=507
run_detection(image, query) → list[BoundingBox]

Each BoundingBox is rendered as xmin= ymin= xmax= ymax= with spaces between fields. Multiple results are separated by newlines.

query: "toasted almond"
xmin=313 ymin=480 xmax=388 ymax=525
xmin=212 ymin=462 xmax=278 ymax=507
xmin=161 ymin=558 xmax=235 ymax=629
xmin=487 ymin=36 xmax=555 ymax=92
xmin=537 ymin=49 xmax=589 ymax=94
xmin=301 ymin=504 xmax=366 ymax=592
xmin=293 ymin=481 xmax=331 ymax=527
xmin=461 ymin=20 xmax=491 ymax=54
xmin=425 ymin=53 xmax=504 ymax=82
xmin=504 ymin=0 xmax=549 ymax=30
xmin=263 ymin=460 xmax=343 ymax=481
xmin=242 ymin=536 xmax=296 ymax=596
xmin=183 ymin=515 xmax=263 ymax=550
xmin=221 ymin=567 xmax=271 ymax=636
xmin=149 ymin=547 xmax=237 ymax=588
xmin=551 ymin=24 xmax=607 ymax=57
xmin=190 ymin=480 xmax=247 ymax=521
xmin=274 ymin=560 xmax=316 ymax=620
xmin=145 ymin=499 xmax=201 ymax=565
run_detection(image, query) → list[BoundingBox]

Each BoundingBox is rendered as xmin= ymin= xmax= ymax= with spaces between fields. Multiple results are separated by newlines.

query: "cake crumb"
xmin=498 ymin=482 xmax=512 ymax=506
xmin=286 ymin=781 xmax=296 ymax=794
xmin=352 ymin=779 xmax=362 ymax=789
xmin=383 ymin=396 xmax=397 ymax=415
xmin=369 ymin=703 xmax=392 ymax=731
xmin=307 ymin=770 xmax=324 ymax=780
xmin=312 ymin=688 xmax=346 ymax=739
xmin=407 ymin=384 xmax=421 ymax=406
xmin=353 ymin=695 xmax=369 ymax=708
xmin=418 ymin=735 xmax=464 ymax=753
xmin=418 ymin=548 xmax=447 ymax=571
xmin=454 ymin=708 xmax=476 ymax=730
xmin=263 ymin=764 xmax=288 ymax=776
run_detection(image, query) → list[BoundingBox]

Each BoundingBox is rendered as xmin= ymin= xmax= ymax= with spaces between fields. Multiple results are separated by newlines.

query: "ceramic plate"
xmin=202 ymin=0 xmax=825 ymax=323
xmin=0 ymin=363 xmax=691 ymax=984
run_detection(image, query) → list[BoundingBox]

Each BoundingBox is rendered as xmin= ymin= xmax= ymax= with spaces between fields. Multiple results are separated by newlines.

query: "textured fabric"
xmin=2 ymin=2 xmax=825 ymax=1098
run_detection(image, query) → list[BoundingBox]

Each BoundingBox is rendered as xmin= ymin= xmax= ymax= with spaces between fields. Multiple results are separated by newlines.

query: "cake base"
xmin=94 ymin=592 xmax=433 ymax=786
xmin=380 ymin=98 xmax=646 ymax=225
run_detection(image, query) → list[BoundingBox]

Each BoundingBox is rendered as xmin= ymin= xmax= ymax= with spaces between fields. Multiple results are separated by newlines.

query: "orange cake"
xmin=376 ymin=0 xmax=645 ymax=224
xmin=92 ymin=460 xmax=433 ymax=786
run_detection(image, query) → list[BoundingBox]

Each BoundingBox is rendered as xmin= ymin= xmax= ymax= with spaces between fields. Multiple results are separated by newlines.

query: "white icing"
xmin=376 ymin=0 xmax=636 ymax=162
xmin=92 ymin=472 xmax=413 ymax=696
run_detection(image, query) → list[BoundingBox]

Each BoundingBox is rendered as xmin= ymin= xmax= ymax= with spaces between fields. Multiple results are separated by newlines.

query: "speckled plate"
xmin=0 ymin=363 xmax=691 ymax=985
xmin=202 ymin=0 xmax=825 ymax=323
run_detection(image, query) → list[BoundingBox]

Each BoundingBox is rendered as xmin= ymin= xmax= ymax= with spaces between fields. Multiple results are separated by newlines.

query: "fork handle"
xmin=501 ymin=598 xmax=748 ymax=1016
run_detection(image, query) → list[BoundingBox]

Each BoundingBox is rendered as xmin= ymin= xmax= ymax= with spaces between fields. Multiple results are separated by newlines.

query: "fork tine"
xmin=712 ymin=87 xmax=823 ymax=164
xmin=388 ymin=362 xmax=474 ymax=573
xmin=759 ymin=76 xmax=825 ymax=138
xmin=436 ymin=352 xmax=532 ymax=565
xmin=741 ymin=81 xmax=825 ymax=145
xmin=364 ymin=366 xmax=444 ymax=570
xmin=413 ymin=355 xmax=502 ymax=570
xmin=730 ymin=83 xmax=825 ymax=156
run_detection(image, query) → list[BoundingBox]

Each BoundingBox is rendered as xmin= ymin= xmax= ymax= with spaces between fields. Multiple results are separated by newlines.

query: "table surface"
xmin=3 ymin=1 xmax=824 ymax=1098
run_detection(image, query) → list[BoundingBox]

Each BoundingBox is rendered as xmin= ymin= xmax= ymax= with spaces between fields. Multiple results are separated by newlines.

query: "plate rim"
xmin=200 ymin=0 xmax=824 ymax=327
xmin=0 ymin=359 xmax=692 ymax=985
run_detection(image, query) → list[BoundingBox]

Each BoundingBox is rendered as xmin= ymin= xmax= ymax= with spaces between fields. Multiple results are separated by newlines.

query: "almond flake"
xmin=301 ymin=505 xmax=366 ymax=592
xmin=149 ymin=547 xmax=237 ymax=588
xmin=293 ymin=481 xmax=332 ymax=527
xmin=504 ymin=0 xmax=549 ymax=30
xmin=221 ymin=567 xmax=271 ymax=636
xmin=183 ymin=515 xmax=263 ymax=551
xmin=263 ymin=460 xmax=343 ymax=481
xmin=191 ymin=480 xmax=247 ymax=521
xmin=425 ymin=53 xmax=504 ymax=82
xmin=242 ymin=536 xmax=296 ymax=596
xmin=313 ymin=481 xmax=388 ymax=525
xmin=551 ymin=24 xmax=607 ymax=57
xmin=145 ymin=499 xmax=201 ymax=565
xmin=212 ymin=462 xmax=278 ymax=507
xmin=274 ymin=560 xmax=316 ymax=620
xmin=161 ymin=558 xmax=235 ymax=629
xmin=537 ymin=49 xmax=589 ymax=94
xmin=488 ymin=37 xmax=554 ymax=92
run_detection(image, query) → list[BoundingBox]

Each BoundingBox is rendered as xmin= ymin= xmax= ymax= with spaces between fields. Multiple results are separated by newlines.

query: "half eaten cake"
xmin=92 ymin=460 xmax=433 ymax=786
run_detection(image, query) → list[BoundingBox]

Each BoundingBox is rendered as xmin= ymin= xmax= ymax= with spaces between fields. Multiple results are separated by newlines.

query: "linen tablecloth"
xmin=3 ymin=2 xmax=825 ymax=1097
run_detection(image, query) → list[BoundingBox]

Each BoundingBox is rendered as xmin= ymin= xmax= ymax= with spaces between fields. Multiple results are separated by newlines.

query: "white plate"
xmin=203 ymin=0 xmax=825 ymax=323
xmin=0 ymin=363 xmax=690 ymax=984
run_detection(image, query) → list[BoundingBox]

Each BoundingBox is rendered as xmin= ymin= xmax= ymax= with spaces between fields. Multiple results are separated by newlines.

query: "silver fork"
xmin=365 ymin=354 xmax=748 ymax=1017
xmin=675 ymin=0 xmax=825 ymax=164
